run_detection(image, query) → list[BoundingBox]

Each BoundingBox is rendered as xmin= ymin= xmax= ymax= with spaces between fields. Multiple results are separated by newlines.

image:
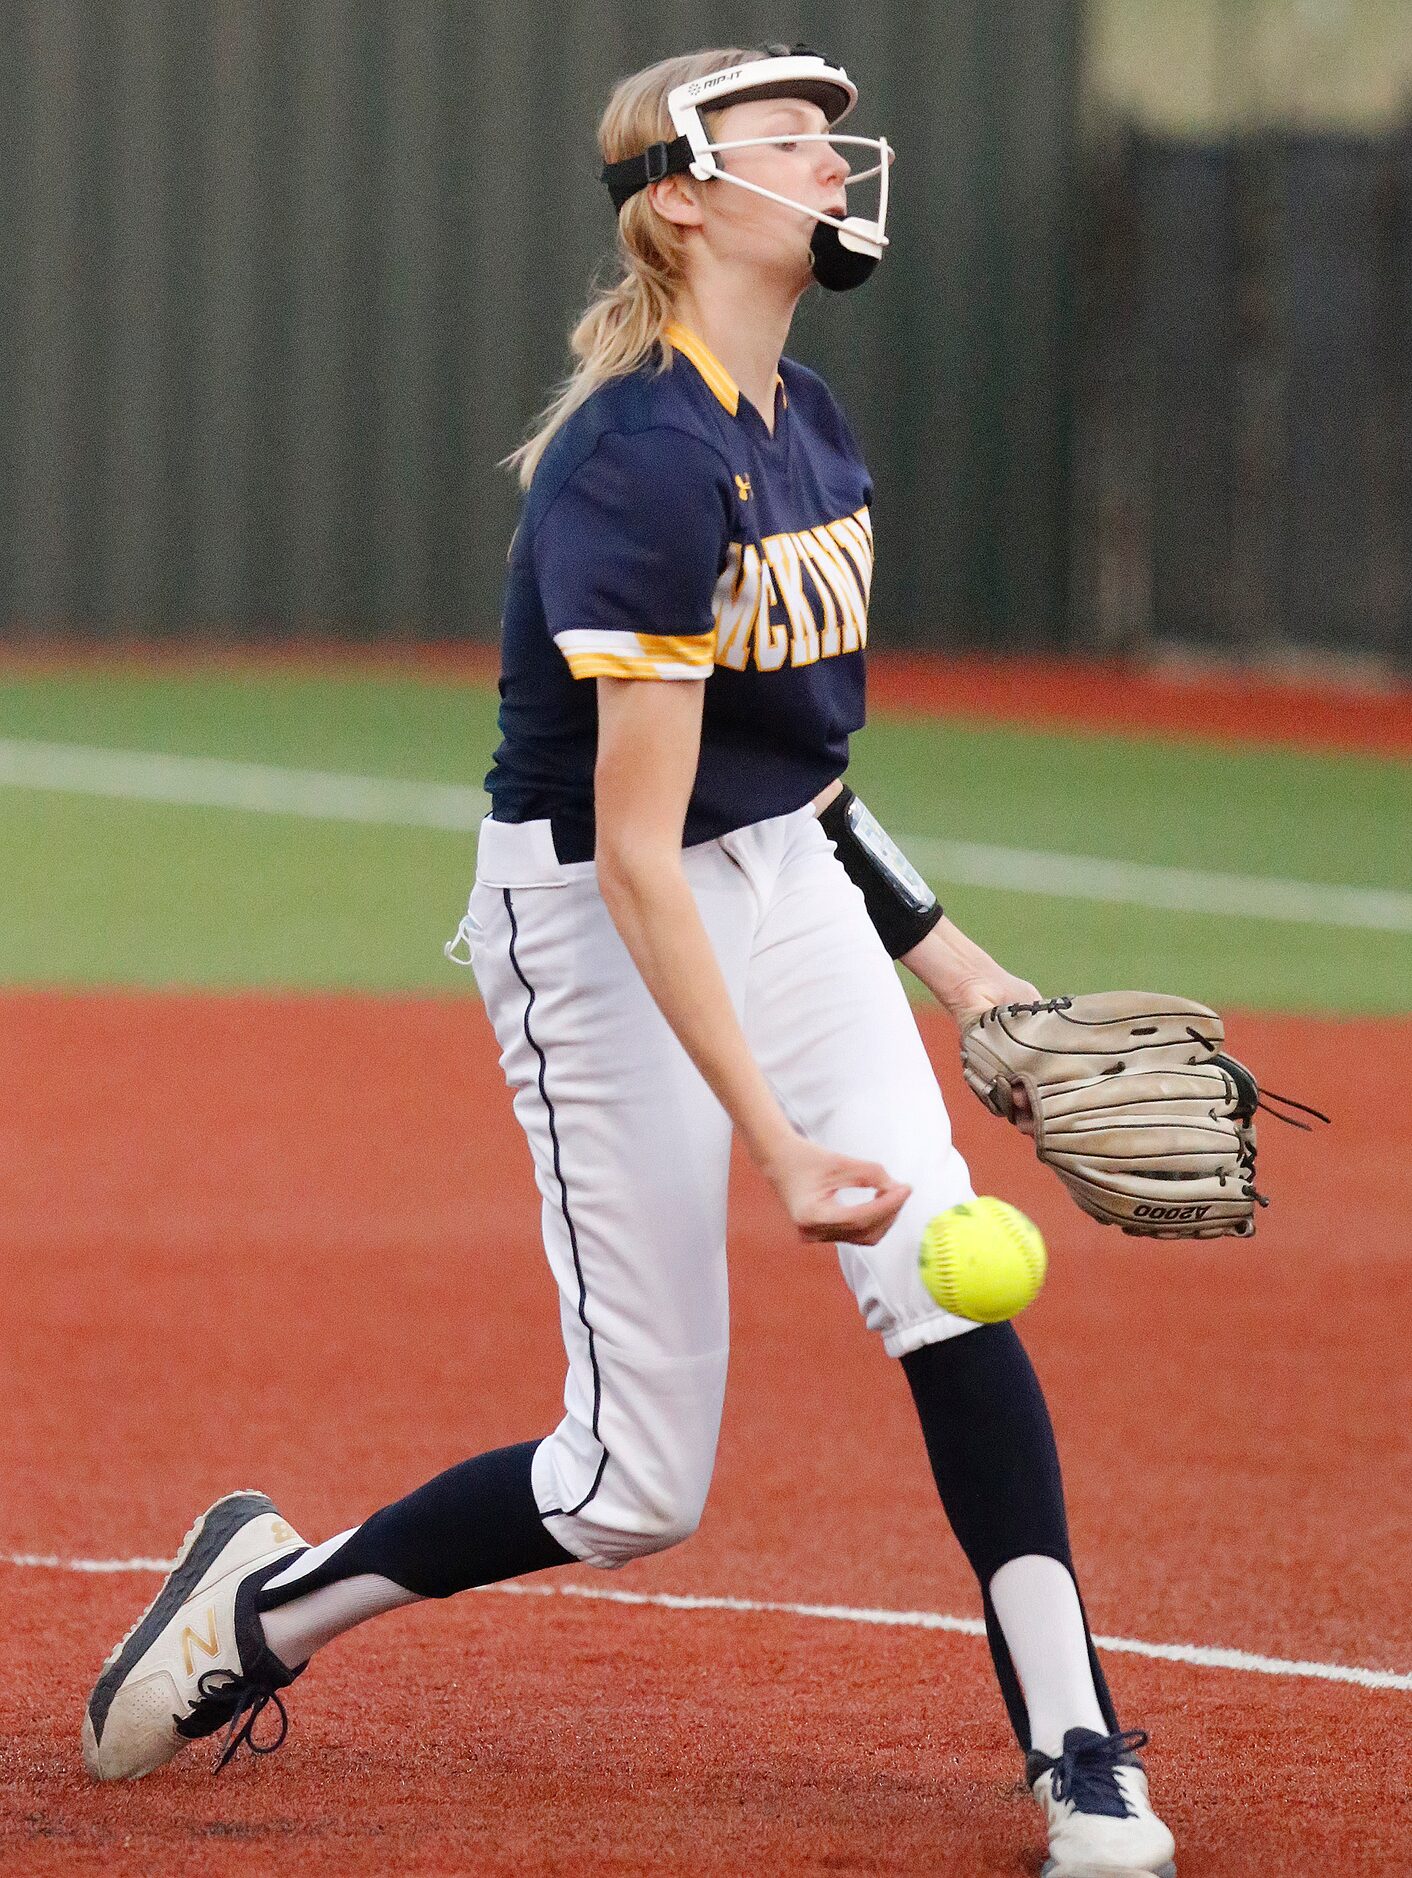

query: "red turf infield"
xmin=2 ymin=993 xmax=1409 ymax=1874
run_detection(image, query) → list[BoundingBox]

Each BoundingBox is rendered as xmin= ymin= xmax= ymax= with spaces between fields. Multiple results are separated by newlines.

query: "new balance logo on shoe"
xmin=179 ymin=1609 xmax=220 ymax=1677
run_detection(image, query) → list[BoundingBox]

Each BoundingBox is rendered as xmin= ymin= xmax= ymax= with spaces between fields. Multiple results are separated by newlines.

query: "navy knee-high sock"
xmin=259 ymin=1440 xmax=574 ymax=1607
xmin=901 ymin=1324 xmax=1118 ymax=1749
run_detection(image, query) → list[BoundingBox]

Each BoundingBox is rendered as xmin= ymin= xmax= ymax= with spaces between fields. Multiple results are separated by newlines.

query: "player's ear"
xmin=647 ymin=174 xmax=705 ymax=228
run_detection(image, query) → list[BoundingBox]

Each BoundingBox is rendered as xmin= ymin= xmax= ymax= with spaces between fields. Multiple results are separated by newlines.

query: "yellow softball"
xmin=919 ymin=1198 xmax=1047 ymax=1323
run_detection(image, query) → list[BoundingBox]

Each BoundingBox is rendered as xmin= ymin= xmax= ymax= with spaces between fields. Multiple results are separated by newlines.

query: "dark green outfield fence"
xmin=1071 ymin=123 xmax=1412 ymax=669
xmin=0 ymin=0 xmax=1080 ymax=649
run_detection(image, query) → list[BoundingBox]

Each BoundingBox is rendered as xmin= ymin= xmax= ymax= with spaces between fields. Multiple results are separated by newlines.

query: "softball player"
xmin=85 ymin=45 xmax=1176 ymax=1877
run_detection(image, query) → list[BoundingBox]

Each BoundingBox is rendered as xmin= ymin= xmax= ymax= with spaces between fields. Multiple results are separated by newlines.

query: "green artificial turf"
xmin=2 ymin=671 xmax=1408 ymax=1013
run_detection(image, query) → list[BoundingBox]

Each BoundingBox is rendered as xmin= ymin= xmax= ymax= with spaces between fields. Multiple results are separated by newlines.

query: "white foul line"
xmin=2 ymin=736 xmax=1411 ymax=934
xmin=5 ymin=1550 xmax=1409 ymax=1692
xmin=0 ymin=737 xmax=490 ymax=832
xmin=902 ymin=835 xmax=1412 ymax=935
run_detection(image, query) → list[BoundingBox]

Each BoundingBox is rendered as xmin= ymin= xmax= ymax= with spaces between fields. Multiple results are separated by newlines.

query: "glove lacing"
xmin=1185 ymin=1027 xmax=1331 ymax=1129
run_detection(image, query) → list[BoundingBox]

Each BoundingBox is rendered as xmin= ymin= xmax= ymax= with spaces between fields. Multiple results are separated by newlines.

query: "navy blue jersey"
xmin=487 ymin=321 xmax=873 ymax=861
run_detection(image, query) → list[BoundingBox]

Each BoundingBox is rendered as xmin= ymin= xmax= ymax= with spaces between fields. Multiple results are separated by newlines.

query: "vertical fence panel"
xmin=371 ymin=2 xmax=445 ymax=633
xmin=186 ymin=3 xmax=272 ymax=627
xmin=1274 ymin=134 xmax=1399 ymax=657
xmin=991 ymin=0 xmax=1082 ymax=646
xmin=0 ymin=12 xmax=13 ymax=620
xmin=99 ymin=0 xmax=186 ymax=631
xmin=1073 ymin=122 xmax=1411 ymax=667
xmin=1141 ymin=141 xmax=1240 ymax=649
xmin=11 ymin=1 xmax=85 ymax=628
xmin=1399 ymin=127 xmax=1412 ymax=652
xmin=277 ymin=0 xmax=374 ymax=631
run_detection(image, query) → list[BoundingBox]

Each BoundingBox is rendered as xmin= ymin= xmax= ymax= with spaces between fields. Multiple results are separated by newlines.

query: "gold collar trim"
xmin=664 ymin=321 xmax=785 ymax=418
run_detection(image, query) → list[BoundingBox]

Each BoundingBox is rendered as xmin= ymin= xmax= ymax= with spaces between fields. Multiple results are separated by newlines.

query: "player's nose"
xmin=814 ymin=139 xmax=848 ymax=194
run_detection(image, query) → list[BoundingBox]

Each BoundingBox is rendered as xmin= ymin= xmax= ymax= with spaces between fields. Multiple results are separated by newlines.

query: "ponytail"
xmin=504 ymin=47 xmax=757 ymax=488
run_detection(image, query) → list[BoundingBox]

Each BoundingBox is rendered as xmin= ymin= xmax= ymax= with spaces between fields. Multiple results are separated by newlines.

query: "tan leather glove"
xmin=960 ymin=993 xmax=1265 ymax=1238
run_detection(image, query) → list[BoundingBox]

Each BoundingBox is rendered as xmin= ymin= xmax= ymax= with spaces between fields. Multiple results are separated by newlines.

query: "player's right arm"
xmin=594 ymin=674 xmax=910 ymax=1247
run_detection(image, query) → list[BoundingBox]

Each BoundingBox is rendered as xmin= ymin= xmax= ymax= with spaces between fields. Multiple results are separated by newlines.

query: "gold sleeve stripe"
xmin=562 ymin=650 xmax=709 ymax=681
xmin=634 ymin=631 xmax=717 ymax=666
xmin=554 ymin=628 xmax=716 ymax=678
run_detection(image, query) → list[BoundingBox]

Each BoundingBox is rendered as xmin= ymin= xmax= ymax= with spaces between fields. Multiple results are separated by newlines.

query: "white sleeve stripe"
xmin=553 ymin=628 xmax=643 ymax=654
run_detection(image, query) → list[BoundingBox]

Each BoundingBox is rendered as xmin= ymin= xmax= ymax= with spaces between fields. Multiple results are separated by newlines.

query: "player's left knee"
xmin=546 ymin=1459 xmax=711 ymax=1569
xmin=535 ymin=1354 xmax=726 ymax=1568
xmin=577 ymin=1477 xmax=708 ymax=1568
xmin=624 ymin=1494 xmax=705 ymax=1559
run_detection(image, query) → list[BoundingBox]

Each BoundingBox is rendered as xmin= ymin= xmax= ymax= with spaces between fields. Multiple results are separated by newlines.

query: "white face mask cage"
xmin=683 ymin=130 xmax=893 ymax=262
xmin=664 ymin=56 xmax=892 ymax=263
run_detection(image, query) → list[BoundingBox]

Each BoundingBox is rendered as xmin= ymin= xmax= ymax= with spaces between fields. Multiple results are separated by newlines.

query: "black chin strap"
xmin=601 ymin=135 xmax=696 ymax=211
xmin=810 ymin=220 xmax=877 ymax=292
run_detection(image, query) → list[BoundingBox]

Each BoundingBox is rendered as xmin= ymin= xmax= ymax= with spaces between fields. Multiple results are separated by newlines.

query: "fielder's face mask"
xmin=601 ymin=46 xmax=893 ymax=291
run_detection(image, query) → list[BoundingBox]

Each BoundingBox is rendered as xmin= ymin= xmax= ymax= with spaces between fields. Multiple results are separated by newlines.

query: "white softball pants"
xmin=455 ymin=804 xmax=977 ymax=1570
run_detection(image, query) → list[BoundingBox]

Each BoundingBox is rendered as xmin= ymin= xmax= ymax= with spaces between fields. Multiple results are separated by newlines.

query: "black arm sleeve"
xmin=818 ymin=785 xmax=944 ymax=960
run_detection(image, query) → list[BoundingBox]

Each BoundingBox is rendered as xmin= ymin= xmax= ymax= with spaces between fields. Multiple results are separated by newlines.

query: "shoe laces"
xmin=185 ymin=1668 xmax=292 ymax=1771
xmin=1047 ymin=1727 xmax=1150 ymax=1817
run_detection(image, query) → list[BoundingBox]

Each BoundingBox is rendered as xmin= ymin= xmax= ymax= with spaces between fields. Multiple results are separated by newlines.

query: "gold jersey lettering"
xmin=825 ymin=511 xmax=873 ymax=644
xmin=803 ymin=526 xmax=865 ymax=653
xmin=796 ymin=532 xmax=841 ymax=657
xmin=762 ymin=532 xmax=820 ymax=667
xmin=830 ymin=509 xmax=875 ymax=603
xmin=754 ymin=567 xmax=790 ymax=671
xmin=712 ymin=544 xmax=764 ymax=671
xmin=711 ymin=508 xmax=871 ymax=672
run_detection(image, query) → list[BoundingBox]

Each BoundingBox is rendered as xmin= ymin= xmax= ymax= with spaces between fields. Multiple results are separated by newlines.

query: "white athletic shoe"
xmin=82 ymin=1491 xmax=308 ymax=1780
xmin=1027 ymin=1727 xmax=1177 ymax=1877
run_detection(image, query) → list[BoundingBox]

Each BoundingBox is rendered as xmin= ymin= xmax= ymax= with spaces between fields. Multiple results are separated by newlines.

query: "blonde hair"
xmin=504 ymin=47 xmax=761 ymax=489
